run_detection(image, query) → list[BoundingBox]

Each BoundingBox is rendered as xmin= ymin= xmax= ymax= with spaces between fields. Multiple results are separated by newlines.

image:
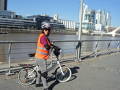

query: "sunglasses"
xmin=45 ymin=29 xmax=51 ymax=31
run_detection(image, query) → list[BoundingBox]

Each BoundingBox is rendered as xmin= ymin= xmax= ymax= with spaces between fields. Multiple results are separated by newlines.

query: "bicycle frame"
xmin=56 ymin=58 xmax=65 ymax=75
xmin=18 ymin=48 xmax=71 ymax=85
xmin=46 ymin=59 xmax=59 ymax=72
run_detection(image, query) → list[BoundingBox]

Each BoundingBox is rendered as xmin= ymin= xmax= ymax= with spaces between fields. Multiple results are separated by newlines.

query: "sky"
xmin=8 ymin=0 xmax=120 ymax=27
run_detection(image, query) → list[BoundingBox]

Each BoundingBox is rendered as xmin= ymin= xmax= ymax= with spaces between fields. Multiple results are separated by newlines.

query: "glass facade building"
xmin=0 ymin=0 xmax=7 ymax=10
xmin=0 ymin=10 xmax=16 ymax=18
xmin=95 ymin=10 xmax=111 ymax=31
xmin=27 ymin=15 xmax=65 ymax=30
xmin=82 ymin=4 xmax=96 ymax=33
xmin=82 ymin=3 xmax=111 ymax=32
xmin=54 ymin=14 xmax=77 ymax=31
xmin=0 ymin=18 xmax=36 ymax=29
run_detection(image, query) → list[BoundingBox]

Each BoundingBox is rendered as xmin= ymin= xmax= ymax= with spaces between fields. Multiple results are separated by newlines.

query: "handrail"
xmin=0 ymin=39 xmax=120 ymax=75
xmin=0 ymin=39 xmax=120 ymax=43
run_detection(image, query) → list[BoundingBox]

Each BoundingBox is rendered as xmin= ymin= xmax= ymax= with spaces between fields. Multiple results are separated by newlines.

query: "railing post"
xmin=6 ymin=42 xmax=14 ymax=76
xmin=94 ymin=41 xmax=99 ymax=57
xmin=107 ymin=41 xmax=111 ymax=54
xmin=76 ymin=41 xmax=82 ymax=61
xmin=117 ymin=41 xmax=120 ymax=52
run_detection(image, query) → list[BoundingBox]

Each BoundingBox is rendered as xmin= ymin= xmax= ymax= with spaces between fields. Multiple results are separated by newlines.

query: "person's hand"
xmin=28 ymin=53 xmax=35 ymax=57
xmin=44 ymin=44 xmax=51 ymax=50
xmin=52 ymin=45 xmax=61 ymax=57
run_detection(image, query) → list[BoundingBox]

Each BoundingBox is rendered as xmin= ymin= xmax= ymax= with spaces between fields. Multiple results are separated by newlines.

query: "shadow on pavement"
xmin=48 ymin=80 xmax=59 ymax=90
xmin=67 ymin=66 xmax=80 ymax=82
xmin=48 ymin=66 xmax=80 ymax=90
xmin=70 ymin=66 xmax=80 ymax=74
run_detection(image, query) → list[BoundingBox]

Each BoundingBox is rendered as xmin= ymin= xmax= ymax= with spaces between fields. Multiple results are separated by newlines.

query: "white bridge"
xmin=107 ymin=27 xmax=120 ymax=37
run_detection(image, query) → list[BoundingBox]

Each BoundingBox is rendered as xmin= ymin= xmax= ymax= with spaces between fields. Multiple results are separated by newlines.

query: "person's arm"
xmin=40 ymin=36 xmax=51 ymax=50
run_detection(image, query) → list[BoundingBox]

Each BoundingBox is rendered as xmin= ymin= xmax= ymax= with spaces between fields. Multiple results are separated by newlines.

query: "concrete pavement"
xmin=0 ymin=52 xmax=120 ymax=90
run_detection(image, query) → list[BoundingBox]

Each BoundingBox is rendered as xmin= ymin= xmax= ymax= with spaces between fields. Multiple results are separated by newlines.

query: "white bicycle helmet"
xmin=41 ymin=22 xmax=51 ymax=30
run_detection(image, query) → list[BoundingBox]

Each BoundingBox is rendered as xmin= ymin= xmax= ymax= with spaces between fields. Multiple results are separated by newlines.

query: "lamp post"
xmin=78 ymin=0 xmax=84 ymax=40
xmin=77 ymin=0 xmax=84 ymax=60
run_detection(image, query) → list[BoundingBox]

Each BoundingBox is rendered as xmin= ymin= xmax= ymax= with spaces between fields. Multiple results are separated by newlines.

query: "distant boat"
xmin=0 ymin=32 xmax=8 ymax=34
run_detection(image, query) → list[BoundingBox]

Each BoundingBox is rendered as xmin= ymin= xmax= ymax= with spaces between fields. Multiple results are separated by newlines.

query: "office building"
xmin=0 ymin=10 xmax=16 ymax=18
xmin=0 ymin=17 xmax=36 ymax=29
xmin=53 ymin=14 xmax=77 ymax=30
xmin=0 ymin=0 xmax=7 ymax=10
xmin=82 ymin=3 xmax=111 ymax=33
xmin=58 ymin=19 xmax=76 ymax=30
xmin=95 ymin=10 xmax=111 ymax=31
xmin=27 ymin=15 xmax=65 ymax=30
xmin=82 ymin=4 xmax=96 ymax=33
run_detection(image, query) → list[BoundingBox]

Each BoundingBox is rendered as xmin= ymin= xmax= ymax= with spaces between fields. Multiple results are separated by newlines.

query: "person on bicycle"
xmin=35 ymin=22 xmax=52 ymax=90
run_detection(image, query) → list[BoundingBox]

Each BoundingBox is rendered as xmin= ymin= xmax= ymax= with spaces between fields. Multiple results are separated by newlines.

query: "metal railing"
xmin=0 ymin=40 xmax=120 ymax=75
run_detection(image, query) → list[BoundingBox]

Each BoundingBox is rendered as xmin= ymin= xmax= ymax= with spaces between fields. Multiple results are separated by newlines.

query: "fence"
xmin=0 ymin=40 xmax=120 ymax=74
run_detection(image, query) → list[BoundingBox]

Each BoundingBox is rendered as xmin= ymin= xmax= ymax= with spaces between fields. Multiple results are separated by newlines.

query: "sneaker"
xmin=44 ymin=88 xmax=48 ymax=90
xmin=35 ymin=84 xmax=42 ymax=87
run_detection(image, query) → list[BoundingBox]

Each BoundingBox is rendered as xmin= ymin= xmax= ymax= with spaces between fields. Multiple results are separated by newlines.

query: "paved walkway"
xmin=0 ymin=52 xmax=120 ymax=90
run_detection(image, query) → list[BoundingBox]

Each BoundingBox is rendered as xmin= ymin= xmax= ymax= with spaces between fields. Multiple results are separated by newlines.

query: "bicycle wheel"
xmin=18 ymin=68 xmax=37 ymax=85
xmin=55 ymin=65 xmax=71 ymax=82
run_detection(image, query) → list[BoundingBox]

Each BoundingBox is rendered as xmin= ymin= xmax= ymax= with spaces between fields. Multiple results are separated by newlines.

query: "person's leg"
xmin=36 ymin=69 xmax=41 ymax=85
xmin=36 ymin=59 xmax=48 ymax=89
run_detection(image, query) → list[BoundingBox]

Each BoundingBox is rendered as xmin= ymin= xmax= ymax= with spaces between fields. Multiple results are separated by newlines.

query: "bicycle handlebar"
xmin=28 ymin=46 xmax=61 ymax=58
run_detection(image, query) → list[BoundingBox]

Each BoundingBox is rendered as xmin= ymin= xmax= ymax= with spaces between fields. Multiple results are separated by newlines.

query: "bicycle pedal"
xmin=51 ymin=72 xmax=55 ymax=75
xmin=35 ymin=84 xmax=42 ymax=87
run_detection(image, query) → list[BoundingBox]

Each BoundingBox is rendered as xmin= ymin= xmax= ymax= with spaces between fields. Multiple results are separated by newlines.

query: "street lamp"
xmin=77 ymin=0 xmax=84 ymax=60
xmin=78 ymin=0 xmax=84 ymax=40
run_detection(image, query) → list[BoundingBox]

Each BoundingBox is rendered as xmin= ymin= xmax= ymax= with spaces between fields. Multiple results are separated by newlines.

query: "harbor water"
xmin=0 ymin=33 xmax=119 ymax=63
